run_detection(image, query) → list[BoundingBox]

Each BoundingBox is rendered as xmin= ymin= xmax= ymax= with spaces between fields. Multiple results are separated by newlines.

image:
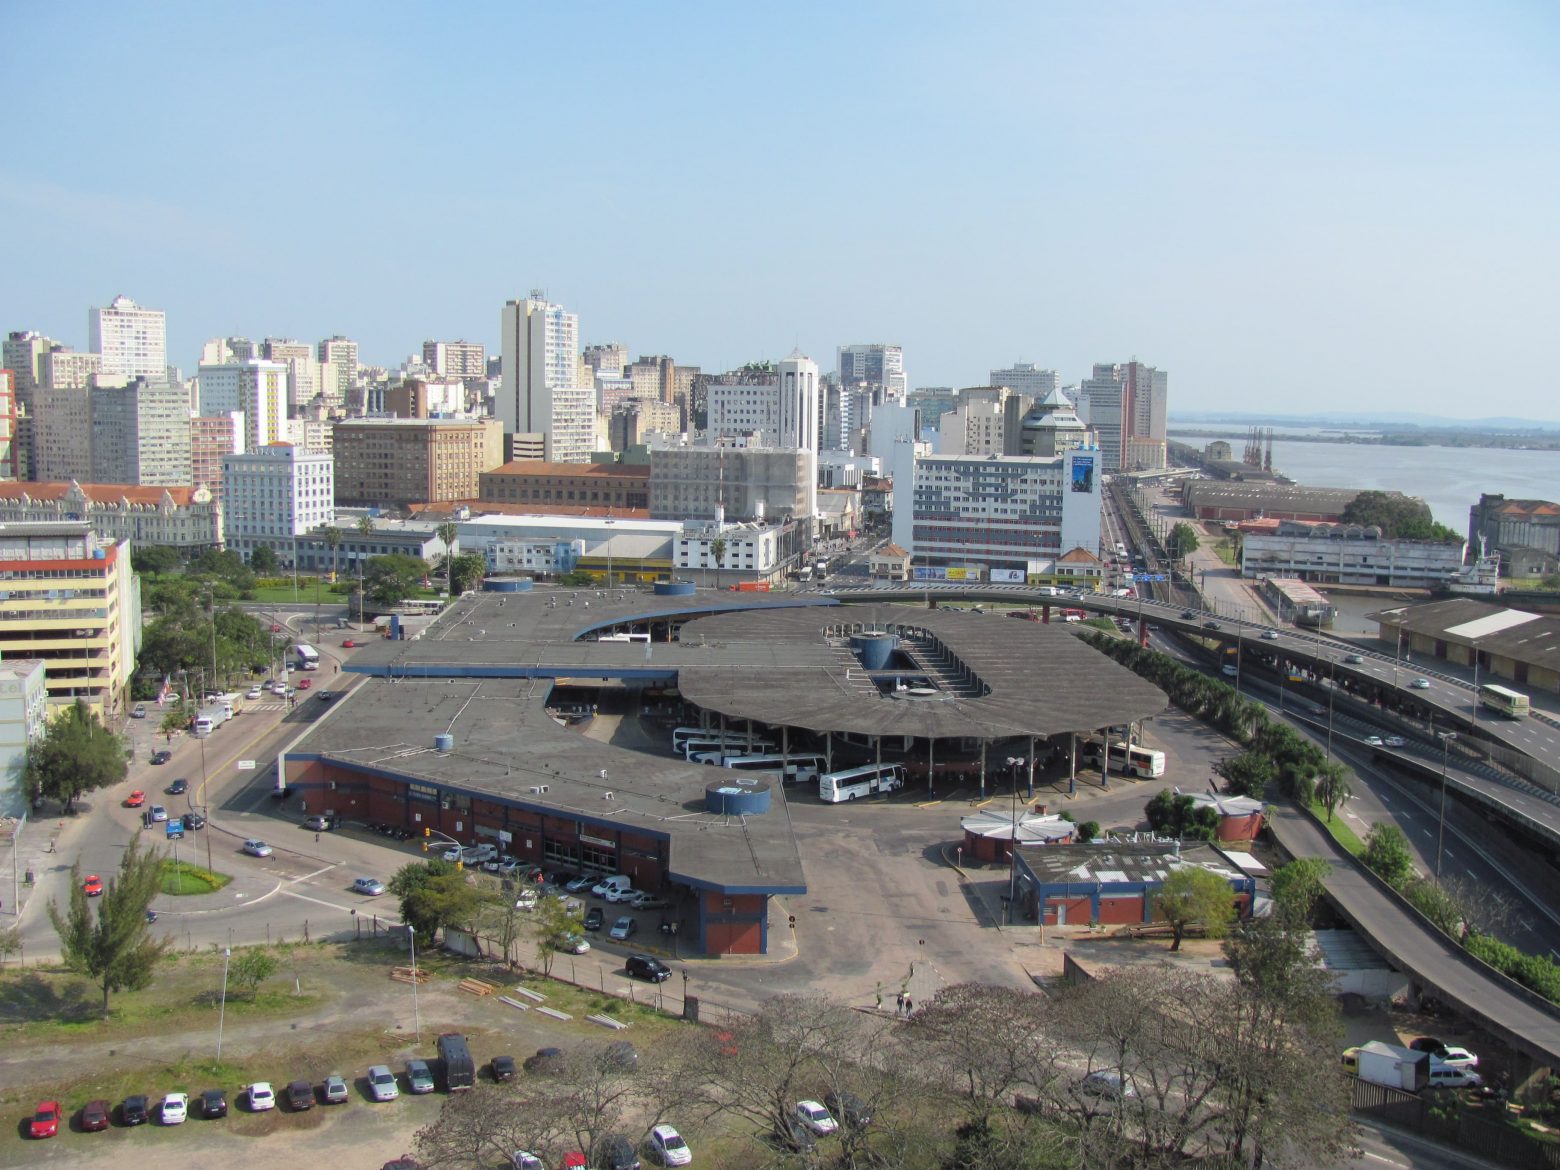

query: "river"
xmin=1168 ymin=433 xmax=1560 ymax=531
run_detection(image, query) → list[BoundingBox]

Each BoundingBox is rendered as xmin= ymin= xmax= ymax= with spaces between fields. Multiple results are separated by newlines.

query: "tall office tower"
xmin=583 ymin=343 xmax=628 ymax=381
xmin=89 ymin=377 xmax=193 ymax=486
xmin=907 ymin=386 xmax=959 ymax=435
xmin=261 ymin=339 xmax=318 ymax=408
xmin=40 ymin=347 xmax=101 ymax=390
xmin=201 ymin=337 xmax=253 ymax=366
xmin=3 ymin=332 xmax=51 ymax=410
xmin=191 ymin=413 xmax=243 ymax=501
xmin=317 ymin=336 xmax=358 ymax=405
xmin=990 ymin=362 xmax=1059 ymax=399
xmin=1121 ymin=361 xmax=1168 ymax=443
xmin=0 ymin=369 xmax=14 ymax=479
xmin=777 ymin=349 xmax=820 ymax=454
xmin=198 ymin=360 xmax=288 ymax=449
xmin=1079 ymin=363 xmax=1126 ymax=471
xmin=33 ymin=388 xmax=94 ymax=480
xmin=626 ymin=355 xmax=679 ymax=405
xmin=837 ymin=344 xmax=907 ymax=400
xmin=422 ymin=340 xmax=487 ymax=379
xmin=89 ymin=295 xmax=166 ymax=379
xmin=499 ymin=293 xmax=594 ymax=463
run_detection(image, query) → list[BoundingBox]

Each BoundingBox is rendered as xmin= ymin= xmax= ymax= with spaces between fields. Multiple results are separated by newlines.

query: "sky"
xmin=3 ymin=1 xmax=1558 ymax=419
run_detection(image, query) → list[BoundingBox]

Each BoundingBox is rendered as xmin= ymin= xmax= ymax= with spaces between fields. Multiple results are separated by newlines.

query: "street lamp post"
xmin=216 ymin=946 xmax=231 ymax=1065
xmin=1436 ymin=732 xmax=1457 ymax=877
xmin=408 ymin=924 xmax=421 ymax=1043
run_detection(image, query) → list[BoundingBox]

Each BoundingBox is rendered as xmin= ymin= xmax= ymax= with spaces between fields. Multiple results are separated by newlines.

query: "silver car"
xmin=367 ymin=1064 xmax=399 ymax=1101
xmin=352 ymin=876 xmax=386 ymax=896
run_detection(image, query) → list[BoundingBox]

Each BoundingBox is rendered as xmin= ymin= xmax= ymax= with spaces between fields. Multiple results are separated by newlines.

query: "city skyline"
xmin=4 ymin=3 xmax=1557 ymax=419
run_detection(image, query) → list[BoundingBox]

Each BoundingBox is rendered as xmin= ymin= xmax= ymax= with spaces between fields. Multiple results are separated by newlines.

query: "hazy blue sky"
xmin=4 ymin=2 xmax=1557 ymax=418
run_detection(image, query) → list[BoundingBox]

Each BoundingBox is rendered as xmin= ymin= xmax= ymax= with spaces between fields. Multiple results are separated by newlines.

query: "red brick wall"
xmin=1215 ymin=812 xmax=1265 ymax=843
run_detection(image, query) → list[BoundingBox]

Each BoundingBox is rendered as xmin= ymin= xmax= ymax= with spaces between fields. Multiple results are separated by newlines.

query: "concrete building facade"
xmin=422 ymin=340 xmax=487 ymax=379
xmin=1242 ymin=521 xmax=1468 ymax=588
xmin=1468 ymin=494 xmax=1560 ymax=574
xmin=89 ymin=378 xmax=193 ymax=487
xmin=198 ymin=360 xmax=288 ymax=450
xmin=332 ymin=418 xmax=503 ymax=506
xmin=499 ymin=295 xmax=595 ymax=463
xmin=0 ymin=482 xmax=222 ymax=550
xmin=0 ymin=658 xmax=47 ymax=810
xmin=191 ymin=413 xmax=243 ymax=503
xmin=650 ymin=446 xmax=816 ymax=527
xmin=222 ymin=444 xmax=336 ymax=563
xmin=479 ymin=461 xmax=650 ymax=511
xmin=89 ymin=295 xmax=166 ymax=380
xmin=32 ymin=386 xmax=93 ymax=481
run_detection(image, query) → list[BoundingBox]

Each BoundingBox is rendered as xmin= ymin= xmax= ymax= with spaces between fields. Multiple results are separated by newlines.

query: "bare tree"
xmin=415 ymin=1082 xmax=574 ymax=1168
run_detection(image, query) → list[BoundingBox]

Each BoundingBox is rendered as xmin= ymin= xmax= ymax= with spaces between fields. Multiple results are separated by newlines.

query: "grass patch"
xmin=1209 ymin=538 xmax=1240 ymax=567
xmin=159 ymin=859 xmax=232 ymax=895
xmin=1307 ymin=799 xmax=1365 ymax=857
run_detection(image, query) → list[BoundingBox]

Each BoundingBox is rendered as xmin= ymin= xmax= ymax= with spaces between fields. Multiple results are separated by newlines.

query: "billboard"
xmin=1071 ymin=455 xmax=1095 ymax=493
xmin=912 ymin=566 xmax=949 ymax=581
xmin=989 ymin=568 xmax=1025 ymax=583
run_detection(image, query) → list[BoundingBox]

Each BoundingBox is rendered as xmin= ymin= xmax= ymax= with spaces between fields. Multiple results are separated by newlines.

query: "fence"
xmin=1352 ymin=1079 xmax=1560 ymax=1170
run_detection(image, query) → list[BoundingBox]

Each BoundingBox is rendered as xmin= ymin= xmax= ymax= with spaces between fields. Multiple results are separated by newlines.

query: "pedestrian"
xmin=314 ymin=832 xmax=321 ymax=844
xmin=903 ymin=995 xmax=913 ymax=1016
xmin=895 ymin=991 xmax=905 ymax=1015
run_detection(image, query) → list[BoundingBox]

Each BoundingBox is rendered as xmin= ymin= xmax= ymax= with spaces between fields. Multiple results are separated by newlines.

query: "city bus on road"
xmin=1081 ymin=736 xmax=1167 ymax=778
xmin=1479 ymin=683 xmax=1530 ymax=719
xmin=293 ymin=643 xmax=321 ymax=671
xmin=819 ymin=763 xmax=906 ymax=803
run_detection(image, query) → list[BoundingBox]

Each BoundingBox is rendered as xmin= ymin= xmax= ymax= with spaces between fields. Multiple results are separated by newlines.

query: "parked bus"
xmin=723 ymin=754 xmax=827 ymax=784
xmin=672 ymin=726 xmax=773 ymax=752
xmin=685 ymin=737 xmax=775 ymax=761
xmin=293 ymin=643 xmax=321 ymax=671
xmin=1479 ymin=683 xmax=1530 ymax=719
xmin=394 ymin=599 xmax=445 ymax=616
xmin=1081 ymin=736 xmax=1167 ymax=778
xmin=597 ymin=632 xmax=651 ymax=643
xmin=819 ymin=763 xmax=906 ymax=803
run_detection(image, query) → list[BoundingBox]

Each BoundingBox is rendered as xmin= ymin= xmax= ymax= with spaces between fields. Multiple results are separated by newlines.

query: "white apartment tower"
xmin=777 ymin=349 xmax=820 ymax=454
xmin=222 ymin=443 xmax=335 ymax=562
xmin=89 ymin=295 xmax=166 ymax=379
xmin=499 ymin=293 xmax=595 ymax=463
xmin=89 ymin=378 xmax=194 ymax=486
xmin=1079 ymin=364 xmax=1127 ymax=471
xmin=198 ymin=360 xmax=288 ymax=450
xmin=318 ymin=336 xmax=358 ymax=405
xmin=990 ymin=363 xmax=1059 ymax=399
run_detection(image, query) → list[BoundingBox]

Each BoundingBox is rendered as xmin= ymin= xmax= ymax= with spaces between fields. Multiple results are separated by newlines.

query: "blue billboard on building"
xmin=1071 ymin=455 xmax=1094 ymax=494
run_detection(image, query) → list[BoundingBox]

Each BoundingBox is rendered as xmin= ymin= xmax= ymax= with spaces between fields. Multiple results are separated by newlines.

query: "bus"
xmin=597 ymin=632 xmax=651 ymax=643
xmin=685 ymin=737 xmax=775 ymax=761
xmin=723 ymin=754 xmax=827 ymax=785
xmin=1081 ymin=737 xmax=1167 ymax=778
xmin=394 ymin=599 xmax=445 ymax=616
xmin=819 ymin=763 xmax=906 ymax=803
xmin=293 ymin=644 xmax=321 ymax=671
xmin=672 ymin=726 xmax=773 ymax=752
xmin=1479 ymin=683 xmax=1530 ymax=719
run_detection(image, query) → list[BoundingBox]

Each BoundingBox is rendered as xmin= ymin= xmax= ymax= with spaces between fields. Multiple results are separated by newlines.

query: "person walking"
xmin=903 ymin=995 xmax=913 ymax=1016
xmin=895 ymin=991 xmax=905 ymax=1015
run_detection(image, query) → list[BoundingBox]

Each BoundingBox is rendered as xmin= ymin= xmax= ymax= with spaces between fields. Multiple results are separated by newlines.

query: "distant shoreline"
xmin=1168 ymin=428 xmax=1560 ymax=453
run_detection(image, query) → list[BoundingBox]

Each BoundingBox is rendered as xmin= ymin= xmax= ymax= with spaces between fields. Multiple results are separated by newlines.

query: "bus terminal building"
xmin=282 ymin=587 xmax=1166 ymax=956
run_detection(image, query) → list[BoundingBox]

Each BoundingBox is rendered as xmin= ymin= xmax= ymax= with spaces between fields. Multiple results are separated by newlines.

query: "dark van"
xmin=437 ymin=1032 xmax=475 ymax=1092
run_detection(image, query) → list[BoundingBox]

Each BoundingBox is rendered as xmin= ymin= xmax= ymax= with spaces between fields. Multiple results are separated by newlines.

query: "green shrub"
xmin=1467 ymin=933 xmax=1560 ymax=1005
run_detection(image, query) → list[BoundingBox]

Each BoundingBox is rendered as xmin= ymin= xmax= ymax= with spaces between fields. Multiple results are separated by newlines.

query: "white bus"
xmin=598 ymin=632 xmax=651 ymax=643
xmin=394 ymin=599 xmax=445 ymax=616
xmin=293 ymin=643 xmax=321 ymax=671
xmin=685 ymin=738 xmax=775 ymax=762
xmin=819 ymin=763 xmax=906 ymax=803
xmin=1479 ymin=683 xmax=1530 ymax=719
xmin=1081 ymin=737 xmax=1166 ymax=779
xmin=672 ymin=727 xmax=772 ymax=751
xmin=723 ymin=754 xmax=827 ymax=785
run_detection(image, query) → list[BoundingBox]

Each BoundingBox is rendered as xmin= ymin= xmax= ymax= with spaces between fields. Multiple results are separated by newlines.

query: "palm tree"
xmin=436 ymin=522 xmax=458 ymax=598
xmin=1314 ymin=763 xmax=1351 ymax=822
xmin=322 ymin=526 xmax=342 ymax=584
xmin=355 ymin=515 xmax=375 ymax=623
xmin=709 ymin=537 xmax=727 ymax=591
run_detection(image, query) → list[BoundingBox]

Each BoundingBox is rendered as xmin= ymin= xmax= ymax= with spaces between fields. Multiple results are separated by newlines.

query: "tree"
xmin=1168 ymin=522 xmax=1201 ymax=562
xmin=905 ymin=983 xmax=1058 ymax=1126
xmin=531 ymin=894 xmax=585 ymax=977
xmin=1154 ymin=865 xmax=1237 ymax=950
xmin=0 ymin=924 xmax=22 ymax=967
xmin=1214 ymin=750 xmax=1277 ymax=798
xmin=229 ymin=947 xmax=280 ymax=999
xmin=24 ymin=701 xmax=127 ymax=811
xmin=709 ymin=537 xmax=726 ymax=589
xmin=436 ymin=522 xmax=459 ymax=596
xmin=389 ymin=859 xmax=481 ymax=943
xmin=1341 ymin=490 xmax=1458 ymax=541
xmin=322 ymin=526 xmax=343 ymax=582
xmin=1314 ymin=762 xmax=1351 ymax=822
xmin=1270 ymin=858 xmax=1330 ymax=926
xmin=48 ymin=836 xmax=170 ymax=1016
xmin=1362 ymin=822 xmax=1416 ymax=888
xmin=414 ymin=1081 xmax=576 ymax=1170
xmin=131 ymin=544 xmax=182 ymax=575
xmin=449 ymin=553 xmax=486 ymax=596
xmin=1076 ymin=820 xmax=1100 ymax=843
xmin=1144 ymin=790 xmax=1220 ymax=840
xmin=248 ymin=544 xmax=279 ymax=574
xmin=363 ymin=553 xmax=429 ymax=610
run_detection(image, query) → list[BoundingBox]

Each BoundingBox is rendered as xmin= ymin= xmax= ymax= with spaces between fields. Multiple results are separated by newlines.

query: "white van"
xmin=591 ymin=874 xmax=632 ymax=899
xmin=193 ymin=716 xmax=214 ymax=738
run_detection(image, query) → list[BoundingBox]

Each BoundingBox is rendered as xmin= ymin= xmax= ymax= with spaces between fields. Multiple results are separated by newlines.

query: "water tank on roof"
xmin=482 ymin=577 xmax=534 ymax=593
xmin=704 ymin=776 xmax=773 ymax=816
xmin=435 ymin=734 xmax=454 ymax=753
xmin=851 ymin=631 xmax=899 ymax=671
xmin=654 ymin=580 xmax=696 ymax=597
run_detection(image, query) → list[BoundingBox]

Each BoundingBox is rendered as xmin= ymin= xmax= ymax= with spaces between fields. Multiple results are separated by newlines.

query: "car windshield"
xmin=662 ymin=1134 xmax=686 ymax=1149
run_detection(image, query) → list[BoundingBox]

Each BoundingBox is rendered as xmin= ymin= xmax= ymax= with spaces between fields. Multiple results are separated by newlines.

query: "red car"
xmin=341 ymin=639 xmax=356 ymax=648
xmin=297 ymin=677 xmax=312 ymax=690
xmin=82 ymin=875 xmax=104 ymax=897
xmin=29 ymin=1100 xmax=60 ymax=1138
xmin=125 ymin=789 xmax=146 ymax=807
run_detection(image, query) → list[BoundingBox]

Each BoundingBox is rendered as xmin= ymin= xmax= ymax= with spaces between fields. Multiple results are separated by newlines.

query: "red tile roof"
xmin=0 ymin=481 xmax=204 ymax=507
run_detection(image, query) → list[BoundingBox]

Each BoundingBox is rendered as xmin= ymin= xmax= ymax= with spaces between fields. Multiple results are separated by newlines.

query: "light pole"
xmin=408 ymin=924 xmax=422 ymax=1043
xmin=216 ymin=946 xmax=231 ymax=1065
xmin=1436 ymin=732 xmax=1456 ymax=877
xmin=1325 ymin=664 xmax=1336 ymax=761
xmin=604 ymin=518 xmax=615 ymax=588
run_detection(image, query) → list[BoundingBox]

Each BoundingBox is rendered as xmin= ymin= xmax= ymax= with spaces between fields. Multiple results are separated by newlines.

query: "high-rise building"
xmin=990 ymin=363 xmax=1059 ymax=399
xmin=0 ymin=658 xmax=48 ymax=808
xmin=0 ymin=369 xmax=14 ymax=479
xmin=89 ymin=295 xmax=166 ymax=379
xmin=1121 ymin=361 xmax=1168 ymax=445
xmin=332 ymin=418 xmax=503 ymax=506
xmin=318 ymin=336 xmax=358 ymax=405
xmin=1078 ymin=364 xmax=1126 ymax=471
xmin=32 ymin=387 xmax=93 ymax=481
xmin=777 ymin=350 xmax=820 ymax=455
xmin=89 ymin=378 xmax=193 ymax=486
xmin=40 ymin=347 xmax=101 ymax=390
xmin=499 ymin=294 xmax=595 ymax=463
xmin=626 ymin=355 xmax=680 ymax=406
xmin=222 ymin=444 xmax=335 ymax=563
xmin=0 ymin=522 xmax=140 ymax=718
xmin=1018 ymin=388 xmax=1092 ymax=459
xmin=198 ymin=360 xmax=288 ymax=449
xmin=423 ymin=340 xmax=487 ymax=379
xmin=837 ymin=344 xmax=907 ymax=399
xmin=650 ymin=446 xmax=816 ymax=527
xmin=261 ymin=339 xmax=318 ymax=408
xmin=191 ymin=413 xmax=243 ymax=502
xmin=583 ymin=343 xmax=629 ymax=381
xmin=3 ymin=331 xmax=51 ymax=411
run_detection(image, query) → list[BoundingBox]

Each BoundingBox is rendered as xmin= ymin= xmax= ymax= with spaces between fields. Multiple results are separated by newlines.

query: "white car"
xmin=440 ymin=844 xmax=464 ymax=862
xmin=272 ymin=682 xmax=288 ymax=696
xmin=1432 ymin=1046 xmax=1480 ymax=1069
xmin=161 ymin=1092 xmax=188 ymax=1124
xmin=1427 ymin=1065 xmax=1483 ymax=1089
xmin=367 ymin=1065 xmax=399 ymax=1101
xmin=512 ymin=1155 xmax=545 ymax=1170
xmin=1363 ymin=736 xmax=1385 ymax=747
xmin=649 ymin=1123 xmax=693 ymax=1166
xmin=604 ymin=884 xmax=637 ymax=904
xmin=1261 ymin=629 xmax=1280 ymax=640
xmin=150 ymin=805 xmax=169 ymax=822
xmin=514 ymin=888 xmax=539 ymax=911
xmin=1411 ymin=677 xmax=1431 ymax=689
xmin=794 ymin=1099 xmax=839 ymax=1137
xmin=1383 ymin=736 xmax=1407 ymax=748
xmin=246 ymin=686 xmax=262 ymax=699
xmin=247 ymin=1082 xmax=275 ymax=1112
